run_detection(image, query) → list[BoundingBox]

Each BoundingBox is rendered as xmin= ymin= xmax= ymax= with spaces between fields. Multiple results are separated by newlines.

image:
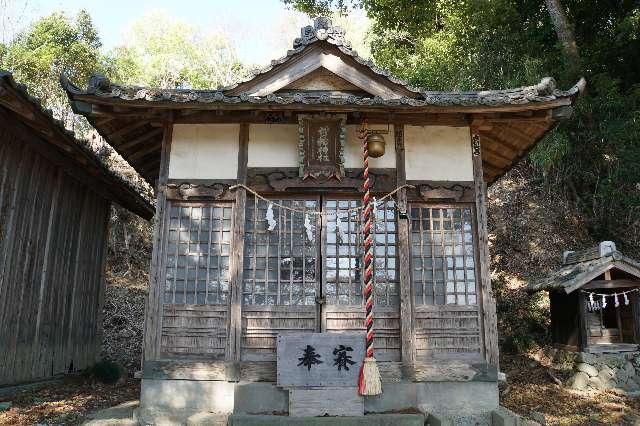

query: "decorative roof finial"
xmin=293 ymin=17 xmax=348 ymax=49
xmin=314 ymin=16 xmax=332 ymax=30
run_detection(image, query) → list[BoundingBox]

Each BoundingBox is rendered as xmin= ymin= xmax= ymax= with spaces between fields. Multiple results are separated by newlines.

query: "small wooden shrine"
xmin=62 ymin=17 xmax=584 ymax=420
xmin=529 ymin=242 xmax=640 ymax=353
xmin=0 ymin=70 xmax=154 ymax=386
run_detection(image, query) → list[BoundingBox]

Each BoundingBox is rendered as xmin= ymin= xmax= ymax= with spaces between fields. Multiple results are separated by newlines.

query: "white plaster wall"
xmin=248 ymin=124 xmax=298 ymax=167
xmin=345 ymin=124 xmax=396 ymax=168
xmin=169 ymin=124 xmax=239 ymax=179
xmin=404 ymin=125 xmax=473 ymax=181
xmin=247 ymin=123 xmax=397 ymax=169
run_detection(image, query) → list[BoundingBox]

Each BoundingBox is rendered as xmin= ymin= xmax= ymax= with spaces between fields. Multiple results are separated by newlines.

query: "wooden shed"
xmin=0 ymin=71 xmax=154 ymax=386
xmin=62 ymin=17 xmax=584 ymax=420
xmin=529 ymin=242 xmax=640 ymax=353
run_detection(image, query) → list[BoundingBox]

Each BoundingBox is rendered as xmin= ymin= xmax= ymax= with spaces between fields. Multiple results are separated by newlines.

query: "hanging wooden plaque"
xmin=298 ymin=114 xmax=347 ymax=179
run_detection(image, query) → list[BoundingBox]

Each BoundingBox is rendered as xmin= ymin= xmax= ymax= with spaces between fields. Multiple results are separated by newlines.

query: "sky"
xmin=1 ymin=0 xmax=326 ymax=66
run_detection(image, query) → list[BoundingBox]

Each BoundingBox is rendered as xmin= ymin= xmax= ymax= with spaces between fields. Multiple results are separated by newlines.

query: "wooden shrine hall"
xmin=0 ymin=70 xmax=154 ymax=387
xmin=62 ymin=17 xmax=584 ymax=421
xmin=529 ymin=242 xmax=640 ymax=354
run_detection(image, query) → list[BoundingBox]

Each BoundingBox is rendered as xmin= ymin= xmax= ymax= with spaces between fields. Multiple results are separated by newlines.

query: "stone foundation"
xmin=136 ymin=379 xmax=499 ymax=424
xmin=564 ymin=351 xmax=640 ymax=392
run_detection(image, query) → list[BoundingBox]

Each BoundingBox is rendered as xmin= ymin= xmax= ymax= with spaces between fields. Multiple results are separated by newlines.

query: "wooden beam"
xmin=395 ymin=123 xmax=415 ymax=372
xmin=583 ymin=279 xmax=640 ymax=289
xmin=127 ymin=143 xmax=161 ymax=162
xmin=478 ymin=131 xmax=523 ymax=157
xmin=118 ymin=128 xmax=163 ymax=151
xmin=471 ymin=132 xmax=499 ymax=370
xmin=107 ymin=120 xmax=149 ymax=140
xmin=228 ymin=123 xmax=249 ymax=362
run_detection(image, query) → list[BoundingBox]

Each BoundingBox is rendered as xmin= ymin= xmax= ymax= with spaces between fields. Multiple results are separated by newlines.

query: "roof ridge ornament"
xmin=293 ymin=16 xmax=350 ymax=49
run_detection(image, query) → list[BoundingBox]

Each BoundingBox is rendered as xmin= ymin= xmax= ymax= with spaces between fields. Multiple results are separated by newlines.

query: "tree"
xmin=105 ymin=11 xmax=246 ymax=89
xmin=544 ymin=0 xmax=581 ymax=79
xmin=1 ymin=10 xmax=102 ymax=128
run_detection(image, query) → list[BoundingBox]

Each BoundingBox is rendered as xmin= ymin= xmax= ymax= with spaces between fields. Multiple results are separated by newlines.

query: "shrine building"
xmin=62 ymin=17 xmax=584 ymax=423
xmin=529 ymin=241 xmax=640 ymax=354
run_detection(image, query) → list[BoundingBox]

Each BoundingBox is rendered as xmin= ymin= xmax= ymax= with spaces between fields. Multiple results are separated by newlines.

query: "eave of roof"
xmin=61 ymin=73 xmax=583 ymax=112
xmin=0 ymin=70 xmax=155 ymax=220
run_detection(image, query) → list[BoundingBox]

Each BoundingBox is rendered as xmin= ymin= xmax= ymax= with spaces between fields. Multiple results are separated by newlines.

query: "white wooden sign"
xmin=276 ymin=332 xmax=365 ymax=388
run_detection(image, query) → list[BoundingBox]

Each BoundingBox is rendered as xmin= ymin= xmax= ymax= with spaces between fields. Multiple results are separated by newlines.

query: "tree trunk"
xmin=544 ymin=0 xmax=581 ymax=79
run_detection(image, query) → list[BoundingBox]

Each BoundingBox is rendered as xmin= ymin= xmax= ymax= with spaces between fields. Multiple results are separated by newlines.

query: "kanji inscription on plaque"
xmin=276 ymin=333 xmax=365 ymax=387
xmin=297 ymin=114 xmax=347 ymax=180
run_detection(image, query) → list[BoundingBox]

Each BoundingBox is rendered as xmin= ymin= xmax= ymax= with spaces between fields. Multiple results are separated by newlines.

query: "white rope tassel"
xmin=601 ymin=294 xmax=607 ymax=309
xmin=589 ymin=293 xmax=595 ymax=310
xmin=304 ymin=213 xmax=314 ymax=242
xmin=336 ymin=211 xmax=348 ymax=243
xmin=265 ymin=203 xmax=277 ymax=231
xmin=615 ymin=293 xmax=620 ymax=308
xmin=360 ymin=357 xmax=382 ymax=395
xmin=625 ymin=292 xmax=630 ymax=306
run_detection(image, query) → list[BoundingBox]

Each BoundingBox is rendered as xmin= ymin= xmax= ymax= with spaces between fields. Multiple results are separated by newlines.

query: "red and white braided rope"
xmin=361 ymin=136 xmax=375 ymax=359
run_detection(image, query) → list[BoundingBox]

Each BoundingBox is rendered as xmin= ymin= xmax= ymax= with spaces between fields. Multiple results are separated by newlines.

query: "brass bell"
xmin=366 ymin=133 xmax=386 ymax=158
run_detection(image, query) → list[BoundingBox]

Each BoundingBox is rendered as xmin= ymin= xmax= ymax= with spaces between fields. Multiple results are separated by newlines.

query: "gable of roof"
xmin=528 ymin=249 xmax=640 ymax=294
xmin=224 ymin=17 xmax=422 ymax=99
xmin=0 ymin=70 xmax=154 ymax=220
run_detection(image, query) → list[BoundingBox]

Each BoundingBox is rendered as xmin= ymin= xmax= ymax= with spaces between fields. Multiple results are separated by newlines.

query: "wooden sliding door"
xmin=240 ymin=195 xmax=401 ymax=362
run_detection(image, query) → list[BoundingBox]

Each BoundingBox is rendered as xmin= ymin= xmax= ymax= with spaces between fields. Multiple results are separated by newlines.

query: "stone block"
xmin=568 ymin=372 xmax=589 ymax=390
xmin=587 ymin=376 xmax=603 ymax=390
xmin=615 ymin=368 xmax=629 ymax=384
xmin=599 ymin=365 xmax=615 ymax=380
xmin=575 ymin=363 xmax=598 ymax=377
xmin=186 ymin=412 xmax=229 ymax=426
xmin=228 ymin=414 xmax=425 ymax=426
xmin=624 ymin=362 xmax=635 ymax=377
xmin=626 ymin=379 xmax=640 ymax=392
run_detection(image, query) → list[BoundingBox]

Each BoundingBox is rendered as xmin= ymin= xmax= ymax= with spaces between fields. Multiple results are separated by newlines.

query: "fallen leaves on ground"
xmin=502 ymin=350 xmax=640 ymax=425
xmin=0 ymin=378 xmax=139 ymax=425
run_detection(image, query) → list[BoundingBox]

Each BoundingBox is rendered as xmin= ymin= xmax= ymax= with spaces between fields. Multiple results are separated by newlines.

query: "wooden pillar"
xmin=578 ymin=291 xmax=589 ymax=350
xmin=143 ymin=119 xmax=173 ymax=363
xmin=470 ymin=133 xmax=499 ymax=369
xmin=395 ymin=124 xmax=415 ymax=369
xmin=228 ymin=123 xmax=249 ymax=362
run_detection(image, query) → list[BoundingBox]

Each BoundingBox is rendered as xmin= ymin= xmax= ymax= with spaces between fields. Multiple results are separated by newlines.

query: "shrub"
xmin=85 ymin=359 xmax=124 ymax=384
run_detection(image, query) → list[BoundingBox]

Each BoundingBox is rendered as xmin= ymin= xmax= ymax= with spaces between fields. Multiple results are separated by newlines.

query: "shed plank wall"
xmin=0 ymin=115 xmax=110 ymax=386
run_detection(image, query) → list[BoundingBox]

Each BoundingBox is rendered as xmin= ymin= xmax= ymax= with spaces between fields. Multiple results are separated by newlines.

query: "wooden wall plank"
xmin=0 ymin=114 xmax=112 ymax=385
xmin=143 ymin=120 xmax=173 ymax=363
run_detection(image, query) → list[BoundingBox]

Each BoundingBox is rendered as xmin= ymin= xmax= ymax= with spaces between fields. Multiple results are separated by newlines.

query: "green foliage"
xmin=493 ymin=274 xmax=549 ymax=353
xmin=1 ymin=10 xmax=103 ymax=127
xmin=104 ymin=11 xmax=246 ymax=89
xmin=286 ymin=0 xmax=640 ymax=255
xmin=85 ymin=359 xmax=124 ymax=384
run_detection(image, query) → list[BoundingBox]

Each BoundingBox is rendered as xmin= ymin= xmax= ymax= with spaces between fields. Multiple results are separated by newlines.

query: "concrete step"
xmin=427 ymin=412 xmax=491 ymax=426
xmin=228 ymin=413 xmax=426 ymax=426
xmin=82 ymin=400 xmax=139 ymax=426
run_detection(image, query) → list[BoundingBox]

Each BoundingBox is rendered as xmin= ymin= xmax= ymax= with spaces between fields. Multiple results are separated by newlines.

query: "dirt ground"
xmin=0 ymin=378 xmax=139 ymax=425
xmin=501 ymin=351 xmax=640 ymax=425
xmin=1 ymin=352 xmax=640 ymax=425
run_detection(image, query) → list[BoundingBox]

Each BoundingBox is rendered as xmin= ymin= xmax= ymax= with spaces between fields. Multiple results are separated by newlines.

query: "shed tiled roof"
xmin=0 ymin=70 xmax=154 ymax=219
